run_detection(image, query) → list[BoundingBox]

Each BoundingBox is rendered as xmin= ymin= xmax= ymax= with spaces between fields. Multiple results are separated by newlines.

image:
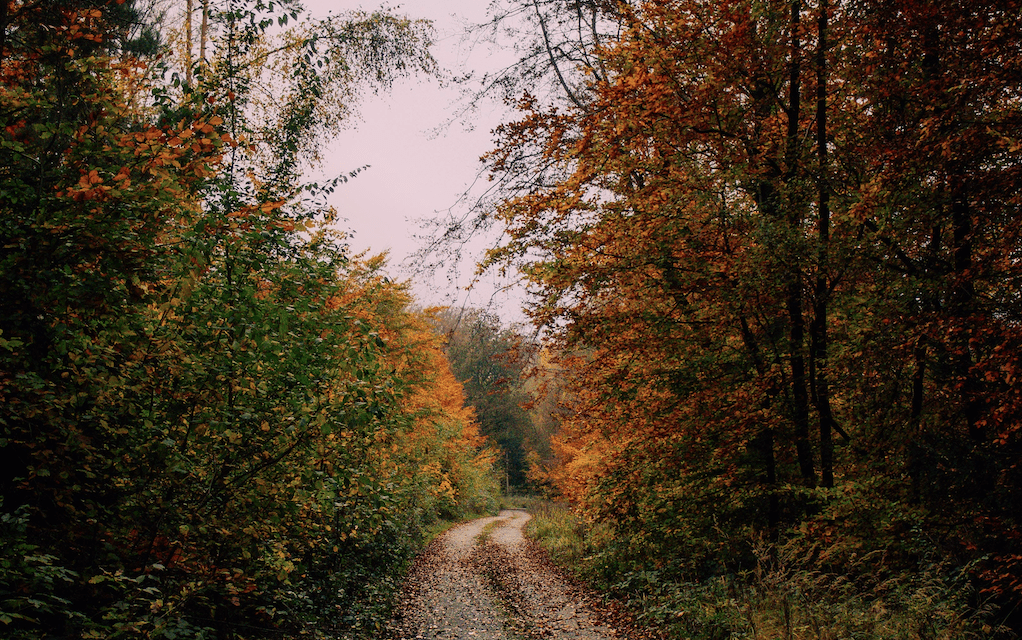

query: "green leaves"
xmin=0 ymin=1 xmax=492 ymax=638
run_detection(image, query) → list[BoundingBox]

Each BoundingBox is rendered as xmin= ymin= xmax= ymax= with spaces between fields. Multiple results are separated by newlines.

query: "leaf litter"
xmin=387 ymin=510 xmax=649 ymax=640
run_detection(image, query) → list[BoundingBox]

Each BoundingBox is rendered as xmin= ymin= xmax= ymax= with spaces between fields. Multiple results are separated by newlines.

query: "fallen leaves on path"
xmin=387 ymin=510 xmax=651 ymax=640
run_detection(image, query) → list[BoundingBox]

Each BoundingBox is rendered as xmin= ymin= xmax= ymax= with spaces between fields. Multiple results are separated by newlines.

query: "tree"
xmin=845 ymin=0 xmax=1022 ymax=604
xmin=412 ymin=0 xmax=624 ymax=283
xmin=481 ymin=0 xmax=1022 ymax=628
xmin=0 ymin=1 xmax=495 ymax=637
xmin=431 ymin=308 xmax=540 ymax=490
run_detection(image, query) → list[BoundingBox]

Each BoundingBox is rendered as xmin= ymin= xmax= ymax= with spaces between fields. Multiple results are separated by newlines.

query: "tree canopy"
xmin=5 ymin=0 xmax=1022 ymax=637
xmin=0 ymin=1 xmax=495 ymax=638
xmin=431 ymin=307 xmax=549 ymax=490
xmin=480 ymin=0 xmax=1022 ymax=635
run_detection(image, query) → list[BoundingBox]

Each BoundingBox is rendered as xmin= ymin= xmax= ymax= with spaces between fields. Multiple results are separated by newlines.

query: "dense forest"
xmin=475 ymin=0 xmax=1022 ymax=637
xmin=0 ymin=0 xmax=499 ymax=637
xmin=4 ymin=0 xmax=1022 ymax=639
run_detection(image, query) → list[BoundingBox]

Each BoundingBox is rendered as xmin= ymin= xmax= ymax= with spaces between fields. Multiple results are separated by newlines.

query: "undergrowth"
xmin=523 ymin=500 xmax=1015 ymax=640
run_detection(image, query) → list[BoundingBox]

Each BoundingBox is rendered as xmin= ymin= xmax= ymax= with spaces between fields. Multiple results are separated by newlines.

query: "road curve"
xmin=387 ymin=509 xmax=631 ymax=640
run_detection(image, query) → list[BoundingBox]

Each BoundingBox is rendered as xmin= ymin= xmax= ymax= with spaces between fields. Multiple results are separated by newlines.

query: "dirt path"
xmin=387 ymin=510 xmax=638 ymax=640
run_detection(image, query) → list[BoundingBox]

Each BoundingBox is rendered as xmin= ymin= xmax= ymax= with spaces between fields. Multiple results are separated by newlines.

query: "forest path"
xmin=386 ymin=510 xmax=637 ymax=640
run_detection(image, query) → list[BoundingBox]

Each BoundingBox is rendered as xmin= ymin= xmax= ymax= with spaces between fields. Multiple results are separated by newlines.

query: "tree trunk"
xmin=185 ymin=0 xmax=194 ymax=85
xmin=786 ymin=0 xmax=816 ymax=488
xmin=200 ymin=0 xmax=209 ymax=66
xmin=951 ymin=188 xmax=983 ymax=441
xmin=813 ymin=0 xmax=835 ymax=489
xmin=740 ymin=314 xmax=780 ymax=530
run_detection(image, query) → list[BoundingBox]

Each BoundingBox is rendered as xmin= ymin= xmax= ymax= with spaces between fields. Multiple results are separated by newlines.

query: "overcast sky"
xmin=300 ymin=0 xmax=525 ymax=319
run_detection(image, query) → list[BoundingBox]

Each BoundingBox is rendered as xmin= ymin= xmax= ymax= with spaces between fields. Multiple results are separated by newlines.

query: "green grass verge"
xmin=517 ymin=500 xmax=1014 ymax=640
xmin=519 ymin=499 xmax=590 ymax=568
xmin=496 ymin=493 xmax=548 ymax=511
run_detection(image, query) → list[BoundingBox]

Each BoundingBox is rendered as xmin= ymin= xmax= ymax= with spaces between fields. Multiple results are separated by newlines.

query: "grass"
xmin=515 ymin=500 xmax=1015 ymax=640
xmin=496 ymin=493 xmax=549 ymax=511
xmin=419 ymin=518 xmax=460 ymax=547
xmin=519 ymin=498 xmax=592 ymax=568
xmin=416 ymin=494 xmax=541 ymax=549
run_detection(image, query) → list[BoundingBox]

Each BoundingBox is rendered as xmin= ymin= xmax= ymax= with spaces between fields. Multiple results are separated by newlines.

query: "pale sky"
xmin=301 ymin=0 xmax=525 ymax=319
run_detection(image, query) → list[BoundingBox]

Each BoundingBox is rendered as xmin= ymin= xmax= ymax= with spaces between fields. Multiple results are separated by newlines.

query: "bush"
xmin=521 ymin=499 xmax=1016 ymax=640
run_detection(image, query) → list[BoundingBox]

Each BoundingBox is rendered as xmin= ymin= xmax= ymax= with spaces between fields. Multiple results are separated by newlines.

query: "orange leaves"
xmin=113 ymin=166 xmax=131 ymax=188
xmin=485 ymin=0 xmax=820 ymax=539
xmin=78 ymin=169 xmax=104 ymax=187
xmin=4 ymin=119 xmax=27 ymax=137
xmin=54 ymin=6 xmax=107 ymax=46
xmin=227 ymin=200 xmax=286 ymax=219
xmin=344 ymin=293 xmax=495 ymax=506
xmin=62 ymin=168 xmax=111 ymax=202
xmin=133 ymin=127 xmax=163 ymax=143
xmin=53 ymin=109 xmax=226 ymax=207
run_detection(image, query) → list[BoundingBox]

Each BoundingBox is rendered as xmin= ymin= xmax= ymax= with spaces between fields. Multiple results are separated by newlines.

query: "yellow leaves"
xmin=437 ymin=477 xmax=456 ymax=500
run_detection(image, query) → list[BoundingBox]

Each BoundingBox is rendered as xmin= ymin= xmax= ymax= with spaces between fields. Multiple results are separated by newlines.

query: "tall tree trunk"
xmin=812 ymin=0 xmax=836 ymax=489
xmin=200 ymin=0 xmax=209 ymax=67
xmin=740 ymin=314 xmax=780 ymax=531
xmin=951 ymin=187 xmax=983 ymax=441
xmin=0 ymin=0 xmax=8 ymax=67
xmin=786 ymin=0 xmax=816 ymax=488
xmin=788 ymin=282 xmax=815 ymax=486
xmin=747 ymin=0 xmax=815 ymax=488
xmin=185 ymin=0 xmax=194 ymax=85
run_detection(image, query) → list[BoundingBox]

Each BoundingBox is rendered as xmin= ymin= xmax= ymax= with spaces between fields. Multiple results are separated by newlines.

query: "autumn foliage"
xmin=0 ymin=1 xmax=494 ymax=638
xmin=487 ymin=0 xmax=1022 ymax=635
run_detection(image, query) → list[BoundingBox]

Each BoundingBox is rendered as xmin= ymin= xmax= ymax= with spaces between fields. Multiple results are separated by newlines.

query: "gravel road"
xmin=387 ymin=510 xmax=640 ymax=640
